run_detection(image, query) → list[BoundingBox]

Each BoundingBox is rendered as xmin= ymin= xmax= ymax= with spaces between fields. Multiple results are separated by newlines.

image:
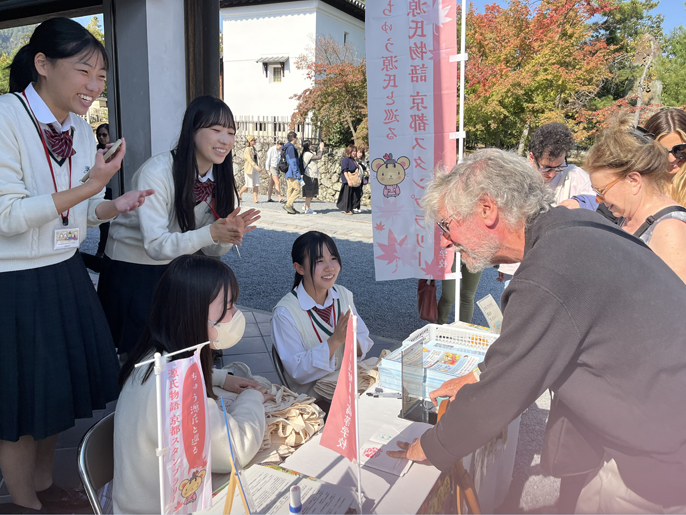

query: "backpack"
xmin=277 ymin=146 xmax=289 ymax=174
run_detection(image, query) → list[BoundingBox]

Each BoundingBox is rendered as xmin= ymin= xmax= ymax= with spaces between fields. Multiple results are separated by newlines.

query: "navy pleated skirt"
xmin=0 ymin=252 xmax=120 ymax=442
xmin=97 ymin=256 xmax=167 ymax=355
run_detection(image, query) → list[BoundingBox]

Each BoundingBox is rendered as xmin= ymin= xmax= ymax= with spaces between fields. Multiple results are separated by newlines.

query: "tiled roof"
xmin=220 ymin=0 xmax=365 ymax=22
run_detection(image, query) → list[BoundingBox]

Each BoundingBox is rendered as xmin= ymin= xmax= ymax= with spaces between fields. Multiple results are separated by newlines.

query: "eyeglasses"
xmin=631 ymin=126 xmax=656 ymax=143
xmin=593 ymin=177 xmax=621 ymax=203
xmin=436 ymin=212 xmax=459 ymax=239
xmin=534 ymin=156 xmax=567 ymax=175
xmin=666 ymin=143 xmax=686 ymax=161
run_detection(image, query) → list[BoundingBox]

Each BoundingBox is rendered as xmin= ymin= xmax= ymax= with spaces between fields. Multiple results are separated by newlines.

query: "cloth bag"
xmin=345 ymin=171 xmax=362 ymax=187
xmin=313 ymin=352 xmax=389 ymax=400
xmin=417 ymin=279 xmax=438 ymax=322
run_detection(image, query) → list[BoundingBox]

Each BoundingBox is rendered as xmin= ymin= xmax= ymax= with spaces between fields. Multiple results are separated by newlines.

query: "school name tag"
xmin=54 ymin=228 xmax=79 ymax=250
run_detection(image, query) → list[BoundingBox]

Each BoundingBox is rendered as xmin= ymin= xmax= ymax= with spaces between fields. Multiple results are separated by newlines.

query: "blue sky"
xmin=75 ymin=1 xmax=683 ymax=40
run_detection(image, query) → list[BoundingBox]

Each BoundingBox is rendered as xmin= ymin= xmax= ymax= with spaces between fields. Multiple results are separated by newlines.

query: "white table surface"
xmin=282 ymin=390 xmax=441 ymax=514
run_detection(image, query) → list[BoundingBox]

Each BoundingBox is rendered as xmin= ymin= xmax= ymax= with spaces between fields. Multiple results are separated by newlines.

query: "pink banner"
xmin=161 ymin=349 xmax=212 ymax=513
xmin=320 ymin=321 xmax=358 ymax=462
xmin=367 ymin=0 xmax=457 ymax=281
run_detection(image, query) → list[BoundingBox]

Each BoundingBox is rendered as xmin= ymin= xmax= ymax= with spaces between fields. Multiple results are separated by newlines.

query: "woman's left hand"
xmin=113 ymin=189 xmax=155 ymax=213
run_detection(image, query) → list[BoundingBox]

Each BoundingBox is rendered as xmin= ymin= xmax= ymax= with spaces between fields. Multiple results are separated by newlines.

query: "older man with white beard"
xmin=387 ymin=149 xmax=686 ymax=513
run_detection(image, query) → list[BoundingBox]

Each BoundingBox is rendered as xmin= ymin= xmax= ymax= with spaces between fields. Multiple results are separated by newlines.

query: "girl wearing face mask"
xmin=0 ymin=18 xmax=153 ymax=513
xmin=98 ymin=95 xmax=261 ymax=357
xmin=271 ymin=231 xmax=374 ymax=399
xmin=114 ymin=254 xmax=271 ymax=515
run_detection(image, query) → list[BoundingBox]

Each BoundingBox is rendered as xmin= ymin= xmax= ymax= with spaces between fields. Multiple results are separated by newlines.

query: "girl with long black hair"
xmin=271 ymin=231 xmax=374 ymax=397
xmin=98 ymin=95 xmax=260 ymax=356
xmin=114 ymin=255 xmax=271 ymax=514
xmin=0 ymin=17 xmax=153 ymax=513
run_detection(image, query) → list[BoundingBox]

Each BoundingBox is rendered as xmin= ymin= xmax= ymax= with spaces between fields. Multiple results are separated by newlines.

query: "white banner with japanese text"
xmin=161 ymin=349 xmax=212 ymax=514
xmin=367 ymin=0 xmax=457 ymax=281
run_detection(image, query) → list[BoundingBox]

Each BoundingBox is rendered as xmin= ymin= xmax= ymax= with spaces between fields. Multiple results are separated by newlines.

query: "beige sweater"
xmin=0 ymin=92 xmax=109 ymax=272
xmin=113 ymin=366 xmax=266 ymax=514
xmin=105 ymin=152 xmax=233 ymax=265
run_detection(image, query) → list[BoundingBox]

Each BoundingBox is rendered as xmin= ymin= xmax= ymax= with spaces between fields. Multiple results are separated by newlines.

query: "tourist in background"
xmin=337 ymin=144 xmax=358 ymax=215
xmin=353 ymin=146 xmax=368 ymax=213
xmin=644 ymin=109 xmax=686 ymax=207
xmin=239 ymin=135 xmax=262 ymax=204
xmin=265 ymin=140 xmax=285 ymax=203
xmin=585 ymin=113 xmax=686 ymax=283
xmin=282 ymin=131 xmax=302 ymax=215
xmin=301 ymin=139 xmax=325 ymax=215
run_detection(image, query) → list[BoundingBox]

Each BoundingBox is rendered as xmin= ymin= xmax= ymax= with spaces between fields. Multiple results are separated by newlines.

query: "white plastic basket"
xmin=402 ymin=322 xmax=498 ymax=351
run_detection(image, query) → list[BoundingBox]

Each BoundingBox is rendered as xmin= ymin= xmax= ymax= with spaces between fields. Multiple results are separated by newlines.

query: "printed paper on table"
xmin=319 ymin=320 xmax=357 ymax=462
xmin=367 ymin=0 xmax=458 ymax=281
xmin=161 ymin=348 xmax=212 ymax=513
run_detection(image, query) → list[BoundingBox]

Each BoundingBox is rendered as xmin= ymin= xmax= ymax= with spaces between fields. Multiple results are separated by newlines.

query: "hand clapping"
xmin=210 ymin=207 xmax=261 ymax=245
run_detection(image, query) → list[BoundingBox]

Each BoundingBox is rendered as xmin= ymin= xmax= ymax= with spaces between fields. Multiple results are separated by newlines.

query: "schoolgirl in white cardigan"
xmin=271 ymin=231 xmax=374 ymax=398
xmin=98 ymin=96 xmax=260 ymax=356
xmin=0 ymin=18 xmax=152 ymax=514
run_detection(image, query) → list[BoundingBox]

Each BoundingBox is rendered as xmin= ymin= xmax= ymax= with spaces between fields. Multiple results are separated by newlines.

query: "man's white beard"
xmin=456 ymin=233 xmax=501 ymax=273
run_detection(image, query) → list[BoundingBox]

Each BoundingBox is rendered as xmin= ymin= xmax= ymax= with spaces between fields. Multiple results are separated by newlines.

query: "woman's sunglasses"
xmin=666 ymin=143 xmax=686 ymax=161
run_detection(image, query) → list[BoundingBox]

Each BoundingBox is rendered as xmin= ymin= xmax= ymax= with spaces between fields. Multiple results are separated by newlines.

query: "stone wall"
xmin=232 ymin=142 xmax=371 ymax=206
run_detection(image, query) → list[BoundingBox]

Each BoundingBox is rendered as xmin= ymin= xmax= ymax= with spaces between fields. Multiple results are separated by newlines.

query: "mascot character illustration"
xmin=179 ymin=469 xmax=206 ymax=505
xmin=371 ymin=153 xmax=410 ymax=198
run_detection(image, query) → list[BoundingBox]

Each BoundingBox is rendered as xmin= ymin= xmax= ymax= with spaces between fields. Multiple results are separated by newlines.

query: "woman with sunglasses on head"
xmin=114 ymin=255 xmax=272 ymax=514
xmin=644 ymin=109 xmax=686 ymax=207
xmin=0 ymin=18 xmax=153 ymax=513
xmin=585 ymin=112 xmax=686 ymax=283
xmin=98 ymin=95 xmax=260 ymax=358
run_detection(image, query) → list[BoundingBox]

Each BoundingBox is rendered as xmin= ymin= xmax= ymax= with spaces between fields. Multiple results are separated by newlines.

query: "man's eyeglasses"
xmin=436 ymin=212 xmax=459 ymax=239
xmin=631 ymin=126 xmax=656 ymax=143
xmin=666 ymin=143 xmax=686 ymax=161
xmin=593 ymin=177 xmax=621 ymax=204
xmin=534 ymin=156 xmax=567 ymax=175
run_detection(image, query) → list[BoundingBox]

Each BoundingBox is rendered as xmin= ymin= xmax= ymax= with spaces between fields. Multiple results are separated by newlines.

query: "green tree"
xmin=291 ymin=36 xmax=367 ymax=146
xmin=657 ymin=23 xmax=686 ymax=106
xmin=86 ymin=16 xmax=105 ymax=47
xmin=0 ymin=53 xmax=11 ymax=94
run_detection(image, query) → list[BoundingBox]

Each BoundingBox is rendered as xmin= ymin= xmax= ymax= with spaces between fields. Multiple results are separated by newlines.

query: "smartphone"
xmin=81 ymin=139 xmax=123 ymax=183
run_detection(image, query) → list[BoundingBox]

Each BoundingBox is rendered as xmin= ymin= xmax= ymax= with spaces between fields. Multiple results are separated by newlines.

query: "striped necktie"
xmin=312 ymin=305 xmax=334 ymax=325
xmin=44 ymin=124 xmax=76 ymax=158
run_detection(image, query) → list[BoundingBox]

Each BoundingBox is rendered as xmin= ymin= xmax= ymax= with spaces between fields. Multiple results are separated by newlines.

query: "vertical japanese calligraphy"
xmin=367 ymin=0 xmax=457 ymax=281
xmin=161 ymin=349 xmax=212 ymax=514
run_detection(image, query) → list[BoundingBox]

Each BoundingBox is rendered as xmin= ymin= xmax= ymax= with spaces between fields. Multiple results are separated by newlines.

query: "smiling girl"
xmin=271 ymin=231 xmax=374 ymax=398
xmin=98 ymin=95 xmax=260 ymax=357
xmin=0 ymin=18 xmax=152 ymax=513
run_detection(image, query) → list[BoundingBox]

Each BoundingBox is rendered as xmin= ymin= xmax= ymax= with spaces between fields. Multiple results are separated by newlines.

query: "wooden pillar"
xmin=185 ymin=0 xmax=220 ymax=104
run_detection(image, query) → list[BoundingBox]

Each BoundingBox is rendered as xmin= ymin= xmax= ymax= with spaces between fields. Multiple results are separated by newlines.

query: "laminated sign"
xmin=161 ymin=349 xmax=212 ymax=513
xmin=367 ymin=0 xmax=458 ymax=281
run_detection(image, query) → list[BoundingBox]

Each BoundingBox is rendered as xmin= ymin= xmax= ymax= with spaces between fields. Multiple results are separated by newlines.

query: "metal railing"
xmin=235 ymin=115 xmax=321 ymax=144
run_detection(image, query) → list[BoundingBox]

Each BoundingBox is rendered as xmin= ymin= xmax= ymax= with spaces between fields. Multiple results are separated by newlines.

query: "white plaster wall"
xmin=221 ymin=1 xmax=365 ymax=119
xmin=315 ymin=2 xmax=366 ymax=63
xmin=146 ymin=0 xmax=186 ymax=155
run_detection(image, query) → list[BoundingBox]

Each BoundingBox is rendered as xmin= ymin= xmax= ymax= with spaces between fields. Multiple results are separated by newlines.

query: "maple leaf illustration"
xmin=375 ymin=229 xmax=408 ymax=272
xmin=375 ymin=197 xmax=404 ymax=225
xmin=421 ymin=0 xmax=453 ymax=34
xmin=374 ymin=221 xmax=386 ymax=232
xmin=429 ymin=42 xmax=455 ymax=61
xmin=396 ymin=240 xmax=418 ymax=268
xmin=420 ymin=251 xmax=452 ymax=279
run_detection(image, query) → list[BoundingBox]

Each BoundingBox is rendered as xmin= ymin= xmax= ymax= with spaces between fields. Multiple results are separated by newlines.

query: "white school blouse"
xmin=271 ymin=283 xmax=374 ymax=395
xmin=105 ymin=151 xmax=234 ymax=265
xmin=0 ymin=85 xmax=110 ymax=272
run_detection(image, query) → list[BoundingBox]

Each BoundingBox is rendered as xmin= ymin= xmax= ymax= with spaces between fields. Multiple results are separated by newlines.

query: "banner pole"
xmin=458 ymin=0 xmax=467 ymax=164
xmin=154 ymin=352 xmax=167 ymax=514
xmin=352 ymin=315 xmax=363 ymax=512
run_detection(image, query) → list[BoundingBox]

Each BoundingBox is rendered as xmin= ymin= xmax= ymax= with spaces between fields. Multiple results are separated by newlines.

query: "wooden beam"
xmin=184 ymin=0 xmax=220 ymax=104
xmin=0 ymin=2 xmax=102 ymax=30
